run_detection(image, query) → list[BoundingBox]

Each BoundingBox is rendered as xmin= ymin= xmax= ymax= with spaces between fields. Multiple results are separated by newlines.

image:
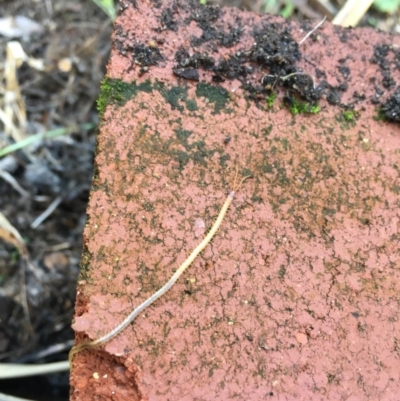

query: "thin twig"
xmin=0 ymin=170 xmax=29 ymax=197
xmin=31 ymin=195 xmax=63 ymax=229
xmin=299 ymin=16 xmax=327 ymax=45
xmin=18 ymin=340 xmax=74 ymax=363
xmin=280 ymin=72 xmax=316 ymax=89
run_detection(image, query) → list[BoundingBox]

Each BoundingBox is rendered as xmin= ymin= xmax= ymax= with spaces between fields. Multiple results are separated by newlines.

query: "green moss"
xmin=322 ymin=207 xmax=336 ymax=216
xmin=266 ymin=92 xmax=277 ymax=108
xmin=95 ymin=79 xmax=235 ymax=175
xmin=281 ymin=138 xmax=289 ymax=150
xmin=341 ymin=110 xmax=359 ymax=122
xmin=195 ymin=82 xmax=229 ymax=113
xmin=336 ymin=110 xmax=360 ymax=129
xmin=391 ymin=184 xmax=400 ymax=194
xmin=262 ymin=125 xmax=273 ymax=137
xmin=97 ymin=78 xmax=200 ymax=117
xmin=160 ymin=84 xmax=200 ymax=112
xmin=175 ymin=128 xmax=192 ymax=146
xmin=219 ymin=153 xmax=230 ymax=167
xmin=260 ymin=162 xmax=273 ymax=174
xmin=374 ymin=108 xmax=387 ymax=121
xmin=287 ymin=99 xmax=320 ymax=115
xmin=186 ymin=98 xmax=198 ymax=111
xmin=172 ymin=128 xmax=216 ymax=169
xmin=251 ymin=195 xmax=263 ymax=203
xmin=97 ymin=78 xmax=152 ymax=117
xmin=142 ymin=202 xmax=154 ymax=212
xmin=154 ymin=82 xmax=189 ymax=111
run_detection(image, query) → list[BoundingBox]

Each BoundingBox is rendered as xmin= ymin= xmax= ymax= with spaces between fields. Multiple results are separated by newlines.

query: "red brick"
xmin=70 ymin=1 xmax=400 ymax=400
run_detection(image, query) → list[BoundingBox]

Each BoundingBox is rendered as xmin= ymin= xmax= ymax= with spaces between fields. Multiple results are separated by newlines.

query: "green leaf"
xmin=0 ymin=123 xmax=95 ymax=158
xmin=91 ymin=0 xmax=116 ymax=20
xmin=281 ymin=1 xmax=295 ymax=18
xmin=373 ymin=0 xmax=400 ymax=13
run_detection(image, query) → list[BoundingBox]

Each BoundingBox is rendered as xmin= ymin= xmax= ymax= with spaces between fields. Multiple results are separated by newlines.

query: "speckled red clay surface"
xmin=70 ymin=1 xmax=400 ymax=400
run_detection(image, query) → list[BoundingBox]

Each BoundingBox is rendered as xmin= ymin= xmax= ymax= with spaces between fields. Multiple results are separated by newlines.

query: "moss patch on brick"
xmin=97 ymin=78 xmax=153 ymax=117
xmin=195 ymin=82 xmax=230 ymax=114
xmin=97 ymin=78 xmax=234 ymax=118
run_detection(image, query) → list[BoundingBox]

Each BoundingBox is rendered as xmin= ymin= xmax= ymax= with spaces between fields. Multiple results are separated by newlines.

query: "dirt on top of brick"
xmin=70 ymin=1 xmax=400 ymax=400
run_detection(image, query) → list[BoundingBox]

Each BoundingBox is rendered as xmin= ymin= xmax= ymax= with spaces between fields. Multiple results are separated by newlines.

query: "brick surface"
xmin=70 ymin=1 xmax=400 ymax=400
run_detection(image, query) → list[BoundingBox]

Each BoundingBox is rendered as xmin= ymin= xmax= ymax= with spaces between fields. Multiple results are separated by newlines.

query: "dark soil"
xmin=0 ymin=0 xmax=111 ymax=399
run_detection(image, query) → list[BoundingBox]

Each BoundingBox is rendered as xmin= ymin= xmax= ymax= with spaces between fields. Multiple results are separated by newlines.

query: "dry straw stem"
xmin=332 ymin=0 xmax=375 ymax=27
xmin=0 ymin=392 xmax=41 ymax=401
xmin=0 ymin=211 xmax=41 ymax=328
xmin=2 ymin=41 xmax=28 ymax=143
xmin=0 ymin=212 xmax=28 ymax=259
xmin=1 ymin=40 xmax=50 ymax=154
xmin=0 ymin=361 xmax=70 ymax=379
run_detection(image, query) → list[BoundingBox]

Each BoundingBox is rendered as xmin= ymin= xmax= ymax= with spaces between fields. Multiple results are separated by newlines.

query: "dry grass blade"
xmin=0 ymin=392 xmax=40 ymax=401
xmin=0 ymin=212 xmax=28 ymax=259
xmin=3 ymin=42 xmax=27 ymax=143
xmin=0 ymin=170 xmax=29 ymax=197
xmin=0 ymin=361 xmax=70 ymax=379
xmin=31 ymin=195 xmax=63 ymax=229
xmin=1 ymin=40 xmax=48 ymax=157
xmin=0 ymin=212 xmax=35 ymax=337
xmin=0 ymin=108 xmax=19 ymax=138
xmin=0 ymin=212 xmax=41 ymax=280
xmin=20 ymin=340 xmax=74 ymax=362
xmin=332 ymin=0 xmax=375 ymax=27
